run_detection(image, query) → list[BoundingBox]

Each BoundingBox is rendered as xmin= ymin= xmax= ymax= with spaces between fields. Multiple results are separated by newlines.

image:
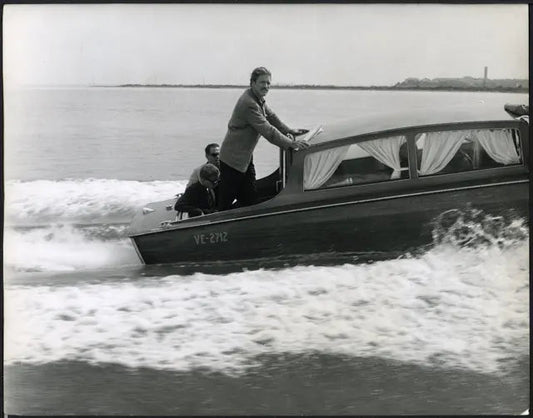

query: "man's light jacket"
xmin=220 ymin=88 xmax=294 ymax=173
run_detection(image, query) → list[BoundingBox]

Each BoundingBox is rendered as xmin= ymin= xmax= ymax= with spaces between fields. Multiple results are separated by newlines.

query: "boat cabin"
xmin=128 ymin=104 xmax=529 ymax=265
xmin=256 ymin=105 xmax=528 ymax=208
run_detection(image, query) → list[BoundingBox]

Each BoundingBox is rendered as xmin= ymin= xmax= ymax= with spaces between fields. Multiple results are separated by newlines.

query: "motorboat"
xmin=128 ymin=103 xmax=529 ymax=265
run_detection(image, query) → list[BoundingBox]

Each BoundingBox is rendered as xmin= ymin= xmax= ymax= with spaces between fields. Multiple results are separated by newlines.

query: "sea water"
xmin=3 ymin=87 xmax=529 ymax=415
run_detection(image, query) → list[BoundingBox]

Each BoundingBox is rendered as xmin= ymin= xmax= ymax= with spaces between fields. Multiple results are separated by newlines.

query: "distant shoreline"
xmin=108 ymin=84 xmax=528 ymax=93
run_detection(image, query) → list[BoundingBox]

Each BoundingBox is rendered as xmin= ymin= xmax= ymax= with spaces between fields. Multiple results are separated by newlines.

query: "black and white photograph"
xmin=3 ymin=3 xmax=529 ymax=415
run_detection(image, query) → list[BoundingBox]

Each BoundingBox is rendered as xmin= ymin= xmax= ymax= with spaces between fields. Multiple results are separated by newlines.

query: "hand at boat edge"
xmin=290 ymin=140 xmax=310 ymax=151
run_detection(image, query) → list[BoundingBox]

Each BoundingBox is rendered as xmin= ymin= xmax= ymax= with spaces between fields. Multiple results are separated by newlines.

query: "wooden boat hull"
xmin=131 ymin=180 xmax=528 ymax=265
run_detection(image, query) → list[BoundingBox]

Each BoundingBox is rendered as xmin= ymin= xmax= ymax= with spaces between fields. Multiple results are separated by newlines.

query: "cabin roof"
xmin=308 ymin=102 xmax=518 ymax=144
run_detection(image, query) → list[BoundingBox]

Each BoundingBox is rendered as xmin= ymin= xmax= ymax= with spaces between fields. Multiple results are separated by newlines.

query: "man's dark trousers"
xmin=217 ymin=160 xmax=257 ymax=211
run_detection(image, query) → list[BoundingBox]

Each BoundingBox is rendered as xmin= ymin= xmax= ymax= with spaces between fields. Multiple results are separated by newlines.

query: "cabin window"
xmin=303 ymin=135 xmax=409 ymax=190
xmin=416 ymin=128 xmax=522 ymax=177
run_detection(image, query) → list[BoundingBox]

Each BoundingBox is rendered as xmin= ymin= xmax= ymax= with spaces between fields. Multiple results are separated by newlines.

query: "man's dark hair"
xmin=204 ymin=143 xmax=219 ymax=155
xmin=250 ymin=67 xmax=271 ymax=86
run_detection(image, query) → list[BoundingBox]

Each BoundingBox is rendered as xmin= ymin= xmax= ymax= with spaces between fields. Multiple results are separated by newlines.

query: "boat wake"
xmin=4 ymin=178 xmax=185 ymax=272
xmin=3 ymin=179 xmax=529 ymax=377
xmin=4 ymin=178 xmax=184 ymax=225
xmin=4 ymin=238 xmax=529 ymax=376
xmin=3 ymin=179 xmax=529 ymax=273
xmin=432 ymin=206 xmax=528 ymax=248
xmin=4 ymin=223 xmax=139 ymax=273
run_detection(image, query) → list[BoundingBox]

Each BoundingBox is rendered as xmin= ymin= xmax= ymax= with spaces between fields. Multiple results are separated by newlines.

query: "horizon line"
xmin=8 ymin=76 xmax=529 ymax=90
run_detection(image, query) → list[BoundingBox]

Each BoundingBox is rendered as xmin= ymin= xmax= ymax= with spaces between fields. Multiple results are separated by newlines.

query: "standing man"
xmin=186 ymin=143 xmax=220 ymax=188
xmin=218 ymin=67 xmax=309 ymax=210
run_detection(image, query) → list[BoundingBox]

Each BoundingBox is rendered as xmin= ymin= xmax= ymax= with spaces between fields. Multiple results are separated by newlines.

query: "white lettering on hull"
xmin=194 ymin=232 xmax=228 ymax=245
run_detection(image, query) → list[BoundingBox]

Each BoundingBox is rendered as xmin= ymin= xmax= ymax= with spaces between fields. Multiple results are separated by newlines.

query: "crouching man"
xmin=174 ymin=164 xmax=219 ymax=217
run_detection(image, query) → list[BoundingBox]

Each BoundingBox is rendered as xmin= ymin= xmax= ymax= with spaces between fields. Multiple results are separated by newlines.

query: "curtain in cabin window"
xmin=357 ymin=136 xmax=406 ymax=179
xmin=474 ymin=129 xmax=520 ymax=165
xmin=418 ymin=131 xmax=467 ymax=176
xmin=304 ymin=146 xmax=350 ymax=190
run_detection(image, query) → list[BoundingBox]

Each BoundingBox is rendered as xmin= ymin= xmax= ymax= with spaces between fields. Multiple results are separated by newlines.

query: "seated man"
xmin=175 ymin=164 xmax=219 ymax=218
xmin=186 ymin=143 xmax=220 ymax=188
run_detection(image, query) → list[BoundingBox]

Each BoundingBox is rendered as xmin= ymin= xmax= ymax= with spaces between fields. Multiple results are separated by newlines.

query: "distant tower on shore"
xmin=483 ymin=66 xmax=488 ymax=88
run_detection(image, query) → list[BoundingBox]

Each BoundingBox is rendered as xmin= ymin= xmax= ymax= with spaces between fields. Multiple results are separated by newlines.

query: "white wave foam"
xmin=4 ymin=241 xmax=529 ymax=375
xmin=4 ymin=224 xmax=140 ymax=272
xmin=4 ymin=178 xmax=187 ymax=224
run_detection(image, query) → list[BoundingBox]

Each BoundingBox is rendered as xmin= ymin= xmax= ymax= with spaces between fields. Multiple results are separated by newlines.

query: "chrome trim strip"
xmin=131 ymin=179 xmax=528 ymax=237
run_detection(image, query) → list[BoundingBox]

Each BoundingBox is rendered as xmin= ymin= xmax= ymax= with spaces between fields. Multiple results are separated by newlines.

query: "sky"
xmin=3 ymin=3 xmax=529 ymax=87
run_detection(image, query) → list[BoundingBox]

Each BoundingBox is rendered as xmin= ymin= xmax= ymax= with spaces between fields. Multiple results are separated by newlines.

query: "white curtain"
xmin=304 ymin=146 xmax=350 ymax=190
xmin=357 ymin=136 xmax=406 ymax=179
xmin=474 ymin=129 xmax=520 ymax=165
xmin=419 ymin=131 xmax=467 ymax=176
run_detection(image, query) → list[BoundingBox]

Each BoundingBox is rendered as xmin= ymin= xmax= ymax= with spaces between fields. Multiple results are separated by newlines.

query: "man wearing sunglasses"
xmin=186 ymin=143 xmax=220 ymax=188
xmin=175 ymin=164 xmax=220 ymax=218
